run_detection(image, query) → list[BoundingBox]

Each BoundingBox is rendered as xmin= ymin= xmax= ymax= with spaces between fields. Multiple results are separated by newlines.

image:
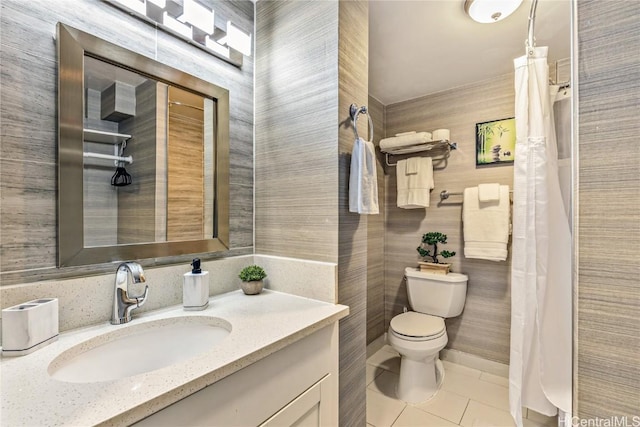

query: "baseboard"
xmin=367 ymin=336 xmax=510 ymax=378
xmin=366 ymin=333 xmax=387 ymax=358
xmin=440 ymin=348 xmax=509 ymax=378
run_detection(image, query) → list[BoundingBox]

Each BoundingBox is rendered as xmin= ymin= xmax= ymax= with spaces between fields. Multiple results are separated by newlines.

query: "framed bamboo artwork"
xmin=475 ymin=117 xmax=516 ymax=166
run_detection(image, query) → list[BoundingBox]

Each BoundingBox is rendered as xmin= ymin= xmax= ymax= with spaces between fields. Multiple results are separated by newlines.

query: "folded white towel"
xmin=396 ymin=157 xmax=433 ymax=209
xmin=380 ymin=132 xmax=432 ymax=152
xmin=349 ymin=137 xmax=379 ymax=215
xmin=395 ymin=131 xmax=416 ymax=137
xmin=463 ymin=185 xmax=510 ymax=261
xmin=405 ymin=157 xmax=420 ymax=175
xmin=478 ymin=183 xmax=501 ymax=202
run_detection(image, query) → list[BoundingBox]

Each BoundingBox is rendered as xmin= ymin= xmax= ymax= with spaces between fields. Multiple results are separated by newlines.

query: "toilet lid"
xmin=390 ymin=312 xmax=445 ymax=338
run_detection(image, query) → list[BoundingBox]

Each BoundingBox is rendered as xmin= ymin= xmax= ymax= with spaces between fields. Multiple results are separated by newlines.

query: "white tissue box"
xmin=2 ymin=298 xmax=59 ymax=356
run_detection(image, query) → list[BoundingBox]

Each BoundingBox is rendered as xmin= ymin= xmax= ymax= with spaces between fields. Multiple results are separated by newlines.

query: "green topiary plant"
xmin=417 ymin=232 xmax=456 ymax=264
xmin=239 ymin=265 xmax=267 ymax=282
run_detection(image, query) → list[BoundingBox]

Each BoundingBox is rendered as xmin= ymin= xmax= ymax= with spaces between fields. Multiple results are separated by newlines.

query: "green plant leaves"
xmin=416 ymin=232 xmax=455 ymax=263
xmin=239 ymin=265 xmax=267 ymax=282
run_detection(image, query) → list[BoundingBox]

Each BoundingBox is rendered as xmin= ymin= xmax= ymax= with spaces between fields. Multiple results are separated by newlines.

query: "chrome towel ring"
xmin=349 ymin=103 xmax=374 ymax=142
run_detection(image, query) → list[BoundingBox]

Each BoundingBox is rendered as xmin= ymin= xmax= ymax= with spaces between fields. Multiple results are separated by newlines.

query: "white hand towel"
xmin=405 ymin=157 xmax=420 ymax=175
xmin=463 ymin=185 xmax=510 ymax=261
xmin=478 ymin=183 xmax=501 ymax=202
xmin=396 ymin=157 xmax=434 ymax=209
xmin=349 ymin=137 xmax=379 ymax=215
xmin=380 ymin=132 xmax=433 ymax=152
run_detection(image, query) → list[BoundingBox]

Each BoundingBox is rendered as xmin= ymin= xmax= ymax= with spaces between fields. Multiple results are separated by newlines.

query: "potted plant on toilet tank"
xmin=416 ymin=232 xmax=456 ymax=275
xmin=239 ymin=265 xmax=267 ymax=295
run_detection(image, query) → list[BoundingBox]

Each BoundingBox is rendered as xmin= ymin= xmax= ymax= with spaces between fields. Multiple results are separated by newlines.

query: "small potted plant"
xmin=416 ymin=232 xmax=456 ymax=274
xmin=238 ymin=265 xmax=267 ymax=295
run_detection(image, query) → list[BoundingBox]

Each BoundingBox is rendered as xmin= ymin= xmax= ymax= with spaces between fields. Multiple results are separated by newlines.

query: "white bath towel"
xmin=349 ymin=137 xmax=379 ymax=214
xmin=380 ymin=132 xmax=432 ymax=152
xmin=463 ymin=185 xmax=510 ymax=261
xmin=396 ymin=157 xmax=433 ymax=209
xmin=478 ymin=183 xmax=501 ymax=202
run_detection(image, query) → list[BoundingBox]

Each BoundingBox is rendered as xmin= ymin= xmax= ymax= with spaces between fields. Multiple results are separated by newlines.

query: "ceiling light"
xmin=464 ymin=0 xmax=524 ymax=23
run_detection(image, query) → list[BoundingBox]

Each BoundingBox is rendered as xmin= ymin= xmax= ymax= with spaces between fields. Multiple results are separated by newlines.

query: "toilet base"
xmin=396 ymin=357 xmax=444 ymax=403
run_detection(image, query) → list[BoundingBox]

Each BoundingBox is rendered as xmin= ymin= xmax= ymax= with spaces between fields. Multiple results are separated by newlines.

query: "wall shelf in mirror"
xmin=83 ymin=129 xmax=132 ymax=144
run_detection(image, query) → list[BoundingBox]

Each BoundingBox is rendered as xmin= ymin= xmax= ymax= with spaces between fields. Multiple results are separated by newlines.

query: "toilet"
xmin=388 ymin=267 xmax=468 ymax=403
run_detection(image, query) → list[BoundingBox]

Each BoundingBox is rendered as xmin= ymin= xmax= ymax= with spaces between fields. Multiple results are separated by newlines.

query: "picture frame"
xmin=475 ymin=117 xmax=516 ymax=166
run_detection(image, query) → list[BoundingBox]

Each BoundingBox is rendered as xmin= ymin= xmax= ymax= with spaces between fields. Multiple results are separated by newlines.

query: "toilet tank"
xmin=404 ymin=267 xmax=468 ymax=318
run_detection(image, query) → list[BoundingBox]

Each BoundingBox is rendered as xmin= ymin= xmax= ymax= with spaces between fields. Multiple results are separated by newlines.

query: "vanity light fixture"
xmin=163 ymin=11 xmax=193 ymax=39
xmin=177 ymin=0 xmax=214 ymax=35
xmin=223 ymin=22 xmax=252 ymax=57
xmin=113 ymin=0 xmax=146 ymax=15
xmin=464 ymin=0 xmax=524 ymax=23
xmin=104 ymin=0 xmax=251 ymax=67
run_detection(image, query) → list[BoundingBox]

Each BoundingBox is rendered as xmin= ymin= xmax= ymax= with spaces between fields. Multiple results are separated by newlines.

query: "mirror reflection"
xmin=82 ymin=56 xmax=215 ymax=247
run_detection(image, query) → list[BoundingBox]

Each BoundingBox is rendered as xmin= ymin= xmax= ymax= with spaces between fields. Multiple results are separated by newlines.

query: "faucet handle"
xmin=135 ymin=285 xmax=149 ymax=308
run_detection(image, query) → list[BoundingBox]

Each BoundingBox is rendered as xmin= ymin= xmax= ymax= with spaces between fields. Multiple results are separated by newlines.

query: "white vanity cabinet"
xmin=134 ymin=323 xmax=339 ymax=427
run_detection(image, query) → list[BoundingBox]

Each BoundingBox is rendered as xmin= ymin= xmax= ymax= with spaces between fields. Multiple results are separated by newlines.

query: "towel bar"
xmin=440 ymin=189 xmax=513 ymax=201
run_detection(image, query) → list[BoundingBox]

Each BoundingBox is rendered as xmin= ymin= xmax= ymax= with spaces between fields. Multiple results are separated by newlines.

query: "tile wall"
xmin=367 ymin=95 xmax=386 ymax=344
xmin=337 ymin=2 xmax=370 ymax=425
xmin=576 ymin=0 xmax=640 ymax=419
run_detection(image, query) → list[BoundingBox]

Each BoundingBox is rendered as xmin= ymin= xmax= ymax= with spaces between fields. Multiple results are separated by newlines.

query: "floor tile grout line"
xmin=459 ymin=396 xmax=472 ymax=426
xmin=389 ymin=403 xmax=408 ymax=427
xmin=367 ymin=388 xmax=407 ymax=427
xmin=409 ymin=403 xmax=469 ymax=427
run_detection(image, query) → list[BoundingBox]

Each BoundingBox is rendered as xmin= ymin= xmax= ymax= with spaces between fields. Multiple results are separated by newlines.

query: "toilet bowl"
xmin=388 ymin=268 xmax=468 ymax=403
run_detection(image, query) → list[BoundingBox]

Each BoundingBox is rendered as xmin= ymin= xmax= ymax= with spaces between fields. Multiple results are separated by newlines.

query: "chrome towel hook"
xmin=349 ymin=103 xmax=374 ymax=142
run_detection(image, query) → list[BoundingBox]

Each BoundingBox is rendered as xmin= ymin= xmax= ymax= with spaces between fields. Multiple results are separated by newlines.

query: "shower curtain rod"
xmin=527 ymin=0 xmax=539 ymax=54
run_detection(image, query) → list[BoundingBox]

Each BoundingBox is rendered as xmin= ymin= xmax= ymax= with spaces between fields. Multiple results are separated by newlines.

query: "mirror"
xmin=57 ymin=23 xmax=229 ymax=267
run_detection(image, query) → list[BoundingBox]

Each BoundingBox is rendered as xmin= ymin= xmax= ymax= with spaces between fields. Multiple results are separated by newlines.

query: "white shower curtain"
xmin=509 ymin=47 xmax=572 ymax=426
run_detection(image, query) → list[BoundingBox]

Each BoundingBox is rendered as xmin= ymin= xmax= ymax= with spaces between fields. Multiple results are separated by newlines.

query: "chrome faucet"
xmin=111 ymin=262 xmax=149 ymax=325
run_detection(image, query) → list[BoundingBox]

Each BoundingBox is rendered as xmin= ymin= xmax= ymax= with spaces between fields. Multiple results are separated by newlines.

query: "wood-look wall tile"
xmin=1 ymin=0 xmax=157 ymax=63
xmin=576 ymin=0 xmax=640 ymax=418
xmin=0 ymin=45 xmax=57 ymax=162
xmin=366 ymin=95 xmax=386 ymax=344
xmin=228 ymin=183 xmax=254 ymax=249
xmin=0 ymin=159 xmax=57 ymax=272
xmin=255 ymin=0 xmax=340 ymax=263
xmin=337 ymin=2 xmax=369 ymax=425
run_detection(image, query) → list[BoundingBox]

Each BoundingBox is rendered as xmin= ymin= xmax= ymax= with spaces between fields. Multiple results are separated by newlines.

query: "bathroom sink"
xmin=48 ymin=316 xmax=231 ymax=383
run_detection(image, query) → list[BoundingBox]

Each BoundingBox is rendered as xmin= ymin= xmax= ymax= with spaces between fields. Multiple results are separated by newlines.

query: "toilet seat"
xmin=390 ymin=312 xmax=445 ymax=341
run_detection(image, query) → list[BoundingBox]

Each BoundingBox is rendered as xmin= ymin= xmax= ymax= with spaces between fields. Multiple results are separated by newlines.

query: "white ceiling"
xmin=369 ymin=0 xmax=572 ymax=105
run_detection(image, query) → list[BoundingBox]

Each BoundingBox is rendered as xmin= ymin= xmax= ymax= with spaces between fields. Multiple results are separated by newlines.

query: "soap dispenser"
xmin=183 ymin=258 xmax=209 ymax=311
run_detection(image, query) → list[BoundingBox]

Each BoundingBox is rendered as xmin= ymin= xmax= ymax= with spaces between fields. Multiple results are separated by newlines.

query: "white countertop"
xmin=1 ymin=290 xmax=349 ymax=426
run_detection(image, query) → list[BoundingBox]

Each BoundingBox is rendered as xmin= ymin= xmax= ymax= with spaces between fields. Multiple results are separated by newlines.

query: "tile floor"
xmin=366 ymin=346 xmax=558 ymax=427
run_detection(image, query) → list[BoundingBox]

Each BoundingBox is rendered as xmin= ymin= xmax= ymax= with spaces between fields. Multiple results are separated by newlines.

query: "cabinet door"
xmin=260 ymin=381 xmax=321 ymax=427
